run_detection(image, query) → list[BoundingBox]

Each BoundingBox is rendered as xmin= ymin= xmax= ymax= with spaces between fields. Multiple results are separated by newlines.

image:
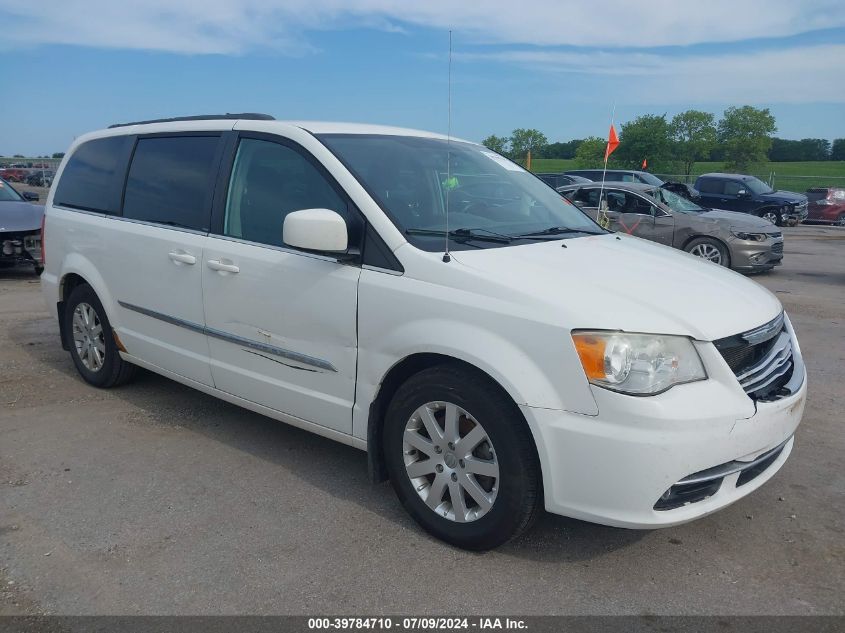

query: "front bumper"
xmin=523 ymin=333 xmax=806 ymax=528
xmin=1 ymin=230 xmax=42 ymax=267
xmin=729 ymin=237 xmax=783 ymax=272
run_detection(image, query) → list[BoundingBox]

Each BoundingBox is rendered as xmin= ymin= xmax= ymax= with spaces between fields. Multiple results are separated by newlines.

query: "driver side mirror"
xmin=736 ymin=189 xmax=750 ymax=198
xmin=283 ymin=208 xmax=348 ymax=253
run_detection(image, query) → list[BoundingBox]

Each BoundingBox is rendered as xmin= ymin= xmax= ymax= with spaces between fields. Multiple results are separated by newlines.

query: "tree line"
xmin=482 ymin=106 xmax=845 ymax=174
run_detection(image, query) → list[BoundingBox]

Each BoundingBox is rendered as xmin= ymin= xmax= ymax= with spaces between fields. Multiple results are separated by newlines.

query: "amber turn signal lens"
xmin=572 ymin=334 xmax=606 ymax=380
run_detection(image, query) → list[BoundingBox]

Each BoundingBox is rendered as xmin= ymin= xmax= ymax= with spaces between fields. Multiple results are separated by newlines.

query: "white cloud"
xmin=1 ymin=0 xmax=844 ymax=53
xmin=458 ymin=44 xmax=845 ymax=104
xmin=2 ymin=0 xmax=843 ymax=106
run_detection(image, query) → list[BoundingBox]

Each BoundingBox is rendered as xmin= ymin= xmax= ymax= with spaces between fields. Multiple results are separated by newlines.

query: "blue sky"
xmin=1 ymin=0 xmax=844 ymax=156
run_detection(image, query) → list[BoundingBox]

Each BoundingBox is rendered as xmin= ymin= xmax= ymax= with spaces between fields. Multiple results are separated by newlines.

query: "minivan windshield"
xmin=0 ymin=179 xmax=24 ymax=202
xmin=318 ymin=134 xmax=604 ymax=251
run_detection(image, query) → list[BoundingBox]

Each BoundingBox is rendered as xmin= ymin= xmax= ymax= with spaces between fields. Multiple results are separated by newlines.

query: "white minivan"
xmin=42 ymin=114 xmax=806 ymax=549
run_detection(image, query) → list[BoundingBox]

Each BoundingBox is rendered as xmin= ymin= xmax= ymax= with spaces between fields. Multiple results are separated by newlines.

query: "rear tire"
xmin=685 ymin=237 xmax=731 ymax=268
xmin=63 ymin=284 xmax=136 ymax=388
xmin=383 ymin=364 xmax=541 ymax=550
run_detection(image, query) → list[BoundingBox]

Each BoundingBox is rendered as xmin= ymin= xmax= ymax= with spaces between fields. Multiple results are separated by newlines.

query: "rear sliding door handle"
xmin=168 ymin=251 xmax=196 ymax=265
xmin=207 ymin=259 xmax=240 ymax=274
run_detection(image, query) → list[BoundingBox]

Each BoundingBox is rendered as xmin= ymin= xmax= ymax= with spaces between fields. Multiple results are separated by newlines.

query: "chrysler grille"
xmin=714 ymin=313 xmax=798 ymax=401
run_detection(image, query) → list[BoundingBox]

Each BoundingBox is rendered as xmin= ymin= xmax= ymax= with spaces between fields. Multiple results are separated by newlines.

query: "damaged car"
xmin=558 ymin=182 xmax=783 ymax=272
xmin=0 ymin=177 xmax=44 ymax=274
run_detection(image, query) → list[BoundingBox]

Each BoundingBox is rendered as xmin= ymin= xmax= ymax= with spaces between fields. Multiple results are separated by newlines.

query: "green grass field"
xmin=529 ymin=159 xmax=845 ymax=192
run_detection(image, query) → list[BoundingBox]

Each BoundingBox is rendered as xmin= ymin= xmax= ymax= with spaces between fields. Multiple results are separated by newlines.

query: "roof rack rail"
xmin=108 ymin=113 xmax=275 ymax=129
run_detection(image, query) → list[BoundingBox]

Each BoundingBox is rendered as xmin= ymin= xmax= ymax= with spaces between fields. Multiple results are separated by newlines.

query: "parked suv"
xmin=558 ymin=182 xmax=783 ymax=272
xmin=694 ymin=173 xmax=807 ymax=226
xmin=42 ymin=115 xmax=806 ymax=549
xmin=805 ymin=187 xmax=845 ymax=226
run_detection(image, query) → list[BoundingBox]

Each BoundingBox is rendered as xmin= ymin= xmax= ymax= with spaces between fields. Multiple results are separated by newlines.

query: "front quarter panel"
xmin=353 ymin=259 xmax=600 ymax=440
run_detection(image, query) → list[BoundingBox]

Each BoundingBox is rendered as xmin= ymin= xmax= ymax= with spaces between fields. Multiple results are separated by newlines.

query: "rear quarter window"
xmin=54 ymin=136 xmax=133 ymax=213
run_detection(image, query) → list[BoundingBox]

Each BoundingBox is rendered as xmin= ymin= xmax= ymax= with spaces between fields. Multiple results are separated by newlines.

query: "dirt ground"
xmin=0 ymin=225 xmax=843 ymax=615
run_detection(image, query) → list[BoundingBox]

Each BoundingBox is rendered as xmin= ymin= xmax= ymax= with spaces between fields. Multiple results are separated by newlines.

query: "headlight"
xmin=571 ymin=331 xmax=706 ymax=395
xmin=731 ymin=230 xmax=767 ymax=241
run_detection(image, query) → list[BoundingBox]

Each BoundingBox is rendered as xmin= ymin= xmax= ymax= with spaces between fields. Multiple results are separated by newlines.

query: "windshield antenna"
xmin=443 ymin=30 xmax=453 ymax=263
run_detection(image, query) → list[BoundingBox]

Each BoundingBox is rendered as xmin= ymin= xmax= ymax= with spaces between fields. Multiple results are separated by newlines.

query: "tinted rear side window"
xmin=696 ymin=179 xmax=724 ymax=194
xmin=123 ymin=136 xmax=220 ymax=231
xmin=54 ymin=136 xmax=132 ymax=213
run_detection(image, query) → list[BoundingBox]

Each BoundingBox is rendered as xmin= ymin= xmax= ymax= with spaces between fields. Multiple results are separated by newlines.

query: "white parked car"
xmin=41 ymin=114 xmax=806 ymax=549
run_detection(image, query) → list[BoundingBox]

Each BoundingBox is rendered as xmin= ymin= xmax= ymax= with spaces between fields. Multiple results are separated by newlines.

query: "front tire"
xmin=760 ymin=209 xmax=782 ymax=226
xmin=685 ymin=237 xmax=731 ymax=268
xmin=64 ymin=284 xmax=136 ymax=388
xmin=383 ymin=364 xmax=541 ymax=550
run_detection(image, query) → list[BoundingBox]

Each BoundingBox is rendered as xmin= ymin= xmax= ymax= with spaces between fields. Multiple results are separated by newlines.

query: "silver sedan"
xmin=558 ymin=182 xmax=783 ymax=273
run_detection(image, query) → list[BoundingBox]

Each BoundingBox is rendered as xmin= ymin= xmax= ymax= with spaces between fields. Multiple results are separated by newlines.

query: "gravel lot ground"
xmin=0 ymin=225 xmax=843 ymax=615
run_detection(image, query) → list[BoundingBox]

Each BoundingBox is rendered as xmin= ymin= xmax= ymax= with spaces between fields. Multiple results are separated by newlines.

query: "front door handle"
xmin=207 ymin=259 xmax=240 ymax=274
xmin=168 ymin=250 xmax=196 ymax=265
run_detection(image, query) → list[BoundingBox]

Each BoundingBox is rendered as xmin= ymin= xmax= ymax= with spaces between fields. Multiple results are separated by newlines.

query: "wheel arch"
xmin=56 ymin=258 xmax=115 ymax=351
xmin=56 ymin=272 xmax=90 ymax=350
xmin=682 ymin=234 xmax=732 ymax=268
xmin=366 ymin=352 xmax=537 ymax=484
xmin=682 ymin=233 xmax=730 ymax=253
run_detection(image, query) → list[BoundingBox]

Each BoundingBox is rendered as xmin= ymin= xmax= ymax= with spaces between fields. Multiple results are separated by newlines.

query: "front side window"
xmin=745 ymin=177 xmax=774 ymax=195
xmin=318 ymin=134 xmax=602 ymax=251
xmin=223 ymin=138 xmax=354 ymax=248
xmin=122 ymin=136 xmax=219 ymax=231
xmin=724 ymin=180 xmax=743 ymax=196
xmin=54 ymin=136 xmax=132 ymax=213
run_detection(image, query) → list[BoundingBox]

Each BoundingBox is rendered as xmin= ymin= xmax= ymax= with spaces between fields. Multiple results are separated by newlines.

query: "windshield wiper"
xmin=405 ymin=227 xmax=513 ymax=244
xmin=515 ymin=226 xmax=603 ymax=238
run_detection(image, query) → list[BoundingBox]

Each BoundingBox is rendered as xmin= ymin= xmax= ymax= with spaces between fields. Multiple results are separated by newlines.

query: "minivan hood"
xmin=0 ymin=201 xmax=44 ymax=233
xmin=448 ymin=234 xmax=781 ymax=342
xmin=697 ymin=208 xmax=776 ymax=230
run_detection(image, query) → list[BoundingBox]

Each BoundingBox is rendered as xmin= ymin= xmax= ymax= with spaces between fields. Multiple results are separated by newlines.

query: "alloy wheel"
xmin=402 ymin=401 xmax=499 ymax=523
xmin=689 ymin=243 xmax=723 ymax=265
xmin=72 ymin=302 xmax=106 ymax=372
xmin=762 ymin=211 xmax=779 ymax=225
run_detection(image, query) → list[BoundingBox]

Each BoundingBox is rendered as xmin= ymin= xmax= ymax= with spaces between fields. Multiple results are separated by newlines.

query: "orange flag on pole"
xmin=605 ymin=124 xmax=620 ymax=161
xmin=641 ymin=158 xmax=648 ymax=170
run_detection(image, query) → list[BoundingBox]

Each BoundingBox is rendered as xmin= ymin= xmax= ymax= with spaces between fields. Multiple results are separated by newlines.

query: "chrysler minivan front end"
xmin=527 ymin=312 xmax=805 ymax=528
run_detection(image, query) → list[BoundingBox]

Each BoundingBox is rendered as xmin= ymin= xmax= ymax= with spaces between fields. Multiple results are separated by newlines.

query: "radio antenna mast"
xmin=443 ymin=30 xmax=453 ymax=263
